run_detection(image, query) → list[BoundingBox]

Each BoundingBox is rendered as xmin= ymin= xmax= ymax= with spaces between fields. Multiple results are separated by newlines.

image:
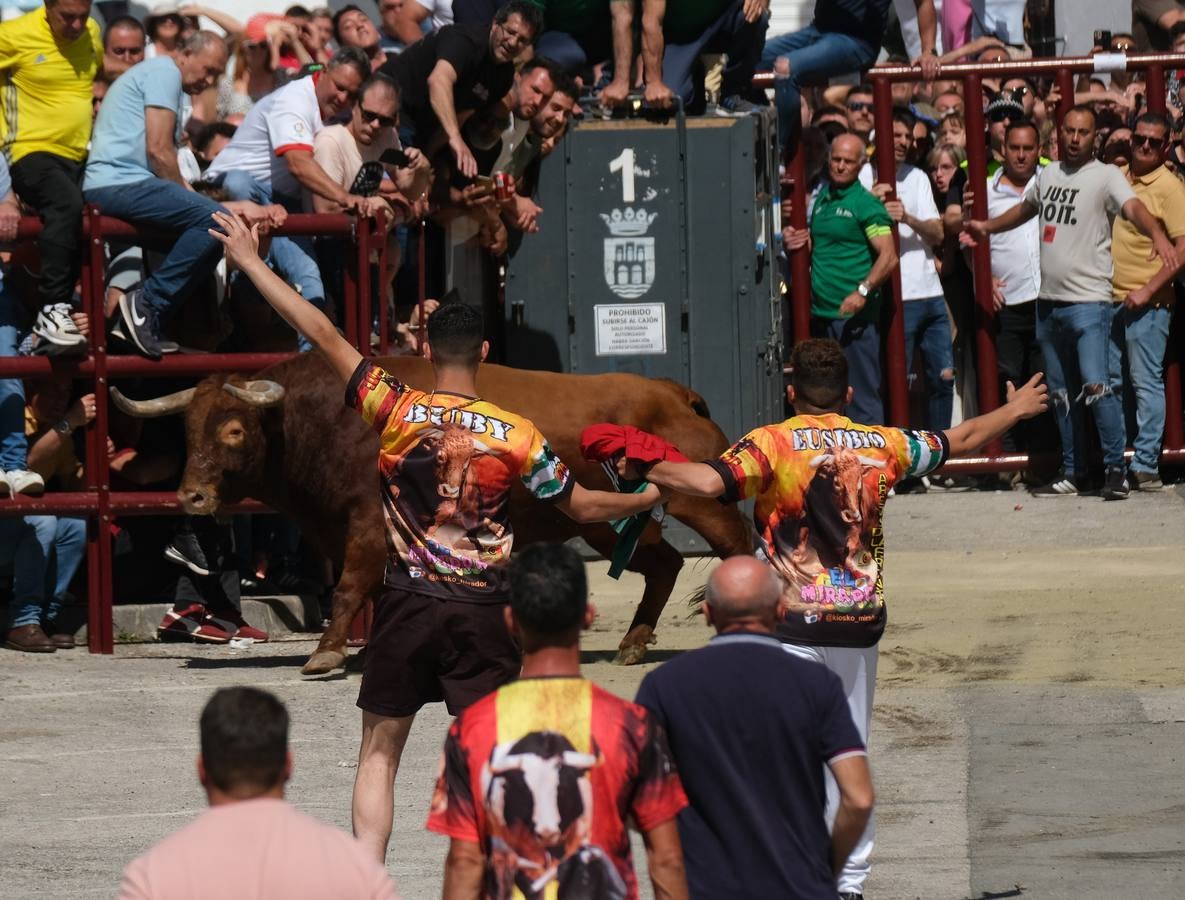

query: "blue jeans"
xmin=761 ymin=26 xmax=877 ymax=145
xmin=535 ymin=28 xmax=610 ymax=72
xmin=83 ymin=178 xmax=227 ymax=320
xmin=662 ymin=0 xmax=768 ymax=103
xmin=903 ymin=296 xmax=954 ymax=431
xmin=811 ymin=314 xmax=883 ymax=424
xmin=213 ymin=170 xmax=326 ymax=351
xmin=1108 ymin=303 xmax=1171 ymax=474
xmin=1035 ymin=300 xmax=1126 ymax=475
xmin=0 ymin=281 xmax=28 ymax=471
xmin=0 ymin=515 xmax=86 ymax=628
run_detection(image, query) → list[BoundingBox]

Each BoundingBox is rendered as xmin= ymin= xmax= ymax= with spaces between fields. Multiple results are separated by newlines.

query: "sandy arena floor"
xmin=2 ymin=489 xmax=1184 ymax=899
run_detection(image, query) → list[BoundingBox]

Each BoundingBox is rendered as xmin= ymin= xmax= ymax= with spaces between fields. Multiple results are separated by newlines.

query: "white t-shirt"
xmin=860 ymin=162 xmax=944 ymax=301
xmin=411 ymin=0 xmax=453 ymax=31
xmin=1021 ymin=159 xmax=1136 ymax=302
xmin=205 ymin=75 xmax=323 ymax=199
xmin=986 ymin=167 xmax=1041 ymax=305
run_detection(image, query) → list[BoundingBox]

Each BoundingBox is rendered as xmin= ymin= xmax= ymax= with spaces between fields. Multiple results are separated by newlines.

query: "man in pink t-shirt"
xmin=118 ymin=687 xmax=399 ymax=900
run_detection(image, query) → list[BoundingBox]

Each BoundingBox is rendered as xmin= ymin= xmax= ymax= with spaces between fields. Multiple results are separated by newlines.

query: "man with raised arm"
xmin=209 ymin=210 xmax=668 ymax=866
xmin=617 ymin=337 xmax=1048 ymax=900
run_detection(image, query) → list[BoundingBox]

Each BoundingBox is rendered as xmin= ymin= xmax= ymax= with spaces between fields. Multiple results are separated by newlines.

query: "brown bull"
xmin=808 ymin=447 xmax=886 ymax=568
xmin=112 ymin=352 xmax=750 ymax=674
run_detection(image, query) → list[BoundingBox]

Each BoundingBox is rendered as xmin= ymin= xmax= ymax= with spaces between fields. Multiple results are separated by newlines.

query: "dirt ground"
xmin=1 ymin=488 xmax=1183 ymax=899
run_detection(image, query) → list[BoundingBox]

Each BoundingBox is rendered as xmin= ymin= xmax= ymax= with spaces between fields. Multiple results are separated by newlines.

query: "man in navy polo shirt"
xmin=636 ymin=556 xmax=874 ymax=899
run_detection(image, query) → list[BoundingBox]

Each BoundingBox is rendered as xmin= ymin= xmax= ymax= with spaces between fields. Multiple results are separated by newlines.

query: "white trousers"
xmin=782 ymin=641 xmax=879 ymax=896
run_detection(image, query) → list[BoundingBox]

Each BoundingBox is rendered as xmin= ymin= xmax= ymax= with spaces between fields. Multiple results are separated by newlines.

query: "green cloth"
xmin=808 ymin=179 xmax=892 ymax=321
xmin=527 ymin=0 xmax=612 ymax=35
xmin=661 ymin=0 xmax=731 ymax=42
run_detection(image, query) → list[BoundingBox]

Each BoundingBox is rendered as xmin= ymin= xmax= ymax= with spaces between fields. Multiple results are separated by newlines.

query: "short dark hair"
xmin=892 ymin=105 xmax=916 ymax=130
xmin=849 ymin=83 xmax=875 ymax=100
xmin=790 ymin=339 xmax=849 ymax=410
xmin=494 ymin=1 xmax=544 ymax=40
xmin=426 ymin=302 xmax=484 ymax=365
xmin=332 ymin=4 xmax=364 ymax=44
xmin=1065 ymin=103 xmax=1098 ymax=128
xmin=285 ymin=4 xmax=312 ymax=18
xmin=329 ymin=45 xmax=373 ymax=81
xmin=360 ymin=71 xmax=400 ymax=106
xmin=549 ymin=67 xmax=579 ymax=103
xmin=200 ymin=687 xmax=289 ymax=793
xmin=1172 ymin=20 xmax=1185 ymax=40
xmin=104 ymin=15 xmax=145 ymax=44
xmin=192 ymin=120 xmax=237 ymax=154
xmin=1004 ymin=118 xmax=1039 ymax=143
xmin=1134 ymin=111 xmax=1171 ymax=133
xmin=509 ymin=543 xmax=588 ymax=635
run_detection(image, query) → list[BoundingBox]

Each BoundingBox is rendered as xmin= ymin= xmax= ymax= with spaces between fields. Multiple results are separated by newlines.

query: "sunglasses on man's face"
xmin=1132 ymin=134 xmax=1166 ymax=148
xmin=847 ymin=101 xmax=873 ymax=113
xmin=109 ymin=45 xmax=143 ymax=57
xmin=359 ymin=107 xmax=397 ymax=128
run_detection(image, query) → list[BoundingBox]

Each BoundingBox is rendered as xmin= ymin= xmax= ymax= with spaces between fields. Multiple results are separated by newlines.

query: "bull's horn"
xmin=222 ymin=380 xmax=286 ymax=407
xmin=855 ymin=456 xmax=887 ymax=468
xmin=109 ymin=385 xmax=195 ymax=418
xmin=560 ymin=751 xmax=598 ymax=768
xmin=809 ymin=453 xmax=832 ymax=467
xmin=489 ymin=754 xmax=525 ymax=774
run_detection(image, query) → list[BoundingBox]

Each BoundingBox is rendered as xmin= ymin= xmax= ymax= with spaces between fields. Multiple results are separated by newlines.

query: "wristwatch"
xmin=857 ymin=281 xmax=872 ymax=298
xmin=54 ymin=419 xmax=73 ymax=436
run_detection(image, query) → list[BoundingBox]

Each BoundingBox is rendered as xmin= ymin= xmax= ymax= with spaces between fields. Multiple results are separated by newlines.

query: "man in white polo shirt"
xmin=861 ymin=107 xmax=950 ymax=456
xmin=205 ymin=46 xmax=388 ymax=349
xmin=983 ymin=119 xmax=1046 ymax=461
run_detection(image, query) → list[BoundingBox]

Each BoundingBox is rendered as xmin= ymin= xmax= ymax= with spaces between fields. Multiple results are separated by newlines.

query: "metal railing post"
xmin=872 ymin=76 xmax=910 ymax=427
xmin=84 ymin=207 xmax=113 ymax=653
xmin=786 ymin=151 xmax=811 ymax=345
xmin=355 ymin=214 xmax=373 ymax=354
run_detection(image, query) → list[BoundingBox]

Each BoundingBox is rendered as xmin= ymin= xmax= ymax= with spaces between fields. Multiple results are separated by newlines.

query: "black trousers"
xmin=11 ymin=152 xmax=84 ymax=309
xmin=996 ymin=300 xmax=1058 ymax=457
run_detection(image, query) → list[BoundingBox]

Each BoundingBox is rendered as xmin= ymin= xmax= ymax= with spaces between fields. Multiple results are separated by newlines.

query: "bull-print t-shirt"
xmin=347 ymin=359 xmax=573 ymax=601
xmin=707 ymin=413 xmax=949 ymax=648
xmin=426 ymin=677 xmax=688 ymax=900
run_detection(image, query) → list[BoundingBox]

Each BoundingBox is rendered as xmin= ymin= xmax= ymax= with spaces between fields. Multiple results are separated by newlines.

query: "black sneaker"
xmin=894 ymin=475 xmax=928 ymax=494
xmin=1030 ymin=475 xmax=1078 ymax=497
xmin=1101 ymin=466 xmax=1130 ymax=501
xmin=33 ymin=302 xmax=86 ymax=347
xmin=164 ymin=529 xmax=212 ymax=576
xmin=117 ymin=289 xmax=171 ymax=359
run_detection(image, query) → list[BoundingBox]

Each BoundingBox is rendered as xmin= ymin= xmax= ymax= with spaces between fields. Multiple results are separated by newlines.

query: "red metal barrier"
xmin=856 ymin=53 xmax=1185 ymax=466
xmin=0 ymin=208 xmax=397 ymax=653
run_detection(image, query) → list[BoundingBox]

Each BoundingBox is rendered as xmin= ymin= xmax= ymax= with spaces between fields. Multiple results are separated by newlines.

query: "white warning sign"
xmin=594 ymin=303 xmax=667 ymax=356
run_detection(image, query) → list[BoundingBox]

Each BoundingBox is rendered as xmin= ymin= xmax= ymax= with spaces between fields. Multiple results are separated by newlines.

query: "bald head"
xmin=828 ymin=133 xmax=866 ymax=187
xmin=704 ymin=556 xmax=781 ymax=632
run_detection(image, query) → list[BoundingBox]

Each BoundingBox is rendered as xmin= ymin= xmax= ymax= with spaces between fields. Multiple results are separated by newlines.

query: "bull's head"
xmin=485 ymin=733 xmax=597 ymax=848
xmin=810 ymin=450 xmax=886 ymax=524
xmin=110 ymin=378 xmax=285 ymax=516
xmin=432 ymin=425 xmax=476 ymax=500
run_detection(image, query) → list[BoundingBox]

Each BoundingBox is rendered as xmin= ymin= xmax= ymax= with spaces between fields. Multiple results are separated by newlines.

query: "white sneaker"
xmin=33 ymin=303 xmax=85 ymax=347
xmin=5 ymin=469 xmax=45 ymax=496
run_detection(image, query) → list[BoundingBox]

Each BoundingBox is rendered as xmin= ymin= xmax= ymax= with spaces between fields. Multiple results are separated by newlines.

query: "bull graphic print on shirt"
xmin=708 ymin=414 xmax=949 ymax=647
xmin=347 ymin=360 xmax=572 ymax=601
xmin=427 ymin=678 xmax=688 ymax=900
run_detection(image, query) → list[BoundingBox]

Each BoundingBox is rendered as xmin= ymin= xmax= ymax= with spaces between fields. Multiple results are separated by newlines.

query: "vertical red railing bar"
xmin=1055 ymin=68 xmax=1076 ymax=157
xmin=355 ymin=214 xmax=373 ymax=355
xmin=416 ymin=220 xmax=427 ymax=354
xmin=342 ymin=217 xmax=359 ymax=349
xmin=962 ymin=72 xmax=1003 ymax=451
xmin=871 ymin=76 xmax=910 ymax=427
xmin=786 ymin=152 xmax=811 ymax=345
xmin=1143 ymin=64 xmax=1185 ymax=449
xmin=376 ymin=218 xmax=390 ymax=355
xmin=84 ymin=207 xmax=114 ymax=653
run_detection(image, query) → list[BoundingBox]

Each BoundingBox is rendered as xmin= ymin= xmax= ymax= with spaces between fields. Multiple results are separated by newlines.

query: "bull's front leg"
xmin=582 ymin=523 xmax=683 ymax=666
xmin=302 ymin=542 xmax=383 ymax=675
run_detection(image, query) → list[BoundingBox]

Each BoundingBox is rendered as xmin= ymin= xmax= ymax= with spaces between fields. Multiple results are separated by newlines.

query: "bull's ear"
xmin=219 ymin=417 xmax=247 ymax=449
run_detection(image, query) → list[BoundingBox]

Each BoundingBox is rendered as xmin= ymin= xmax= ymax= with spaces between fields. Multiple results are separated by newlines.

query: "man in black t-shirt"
xmin=636 ymin=556 xmax=874 ymax=900
xmin=381 ymin=0 xmax=542 ymax=178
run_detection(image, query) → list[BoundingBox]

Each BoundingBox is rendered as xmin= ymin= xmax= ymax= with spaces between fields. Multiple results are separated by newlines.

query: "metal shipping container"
xmin=504 ymin=105 xmax=783 ymax=447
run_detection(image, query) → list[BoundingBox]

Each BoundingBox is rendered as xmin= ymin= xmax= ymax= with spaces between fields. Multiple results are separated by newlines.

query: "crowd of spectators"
xmin=0 ymin=0 xmax=1182 ymax=638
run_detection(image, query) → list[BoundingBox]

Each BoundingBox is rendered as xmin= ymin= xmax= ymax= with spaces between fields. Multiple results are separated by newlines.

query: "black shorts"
xmin=356 ymin=588 xmax=521 ymax=718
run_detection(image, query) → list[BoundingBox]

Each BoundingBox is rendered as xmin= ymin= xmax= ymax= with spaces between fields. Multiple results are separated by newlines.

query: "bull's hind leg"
xmin=302 ymin=542 xmax=382 ymax=675
xmin=583 ymin=525 xmax=684 ymax=666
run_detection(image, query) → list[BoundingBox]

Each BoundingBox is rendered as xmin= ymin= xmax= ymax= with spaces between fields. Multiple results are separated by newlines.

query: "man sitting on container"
xmin=635 ymin=0 xmax=770 ymax=115
xmin=783 ymin=133 xmax=898 ymax=424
